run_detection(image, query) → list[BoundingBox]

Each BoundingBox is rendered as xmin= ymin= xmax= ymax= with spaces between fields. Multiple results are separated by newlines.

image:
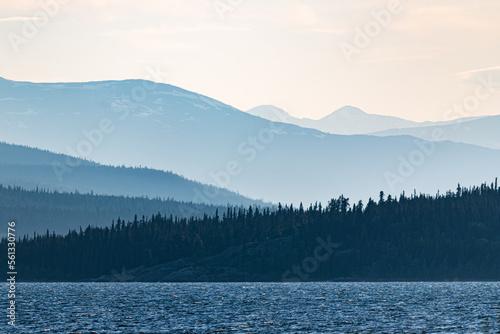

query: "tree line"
xmin=3 ymin=180 xmax=500 ymax=281
xmin=0 ymin=185 xmax=225 ymax=237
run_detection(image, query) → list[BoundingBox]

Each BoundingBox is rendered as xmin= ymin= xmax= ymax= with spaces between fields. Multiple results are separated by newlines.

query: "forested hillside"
xmin=0 ymin=142 xmax=263 ymax=206
xmin=5 ymin=181 xmax=500 ymax=282
xmin=0 ymin=185 xmax=227 ymax=236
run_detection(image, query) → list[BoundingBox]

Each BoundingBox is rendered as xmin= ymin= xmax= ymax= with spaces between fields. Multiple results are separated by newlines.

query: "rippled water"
xmin=2 ymin=282 xmax=500 ymax=333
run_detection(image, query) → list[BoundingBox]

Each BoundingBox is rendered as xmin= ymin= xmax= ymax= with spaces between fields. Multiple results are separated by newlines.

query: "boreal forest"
xmin=3 ymin=180 xmax=500 ymax=282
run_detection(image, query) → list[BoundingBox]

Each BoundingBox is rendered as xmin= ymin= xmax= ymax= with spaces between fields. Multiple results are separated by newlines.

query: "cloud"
xmin=155 ymin=24 xmax=252 ymax=34
xmin=0 ymin=1 xmax=41 ymax=12
xmin=0 ymin=16 xmax=44 ymax=23
xmin=103 ymin=27 xmax=200 ymax=51
xmin=70 ymin=0 xmax=214 ymax=21
xmin=304 ymin=28 xmax=345 ymax=35
xmin=103 ymin=22 xmax=252 ymax=51
xmin=456 ymin=66 xmax=500 ymax=80
xmin=285 ymin=2 xmax=322 ymax=27
xmin=356 ymin=54 xmax=433 ymax=64
xmin=391 ymin=3 xmax=498 ymax=34
xmin=244 ymin=2 xmax=345 ymax=36
xmin=104 ymin=23 xmax=251 ymax=38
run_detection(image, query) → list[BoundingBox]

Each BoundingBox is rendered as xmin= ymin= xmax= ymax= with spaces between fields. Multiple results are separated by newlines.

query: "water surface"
xmin=2 ymin=282 xmax=500 ymax=333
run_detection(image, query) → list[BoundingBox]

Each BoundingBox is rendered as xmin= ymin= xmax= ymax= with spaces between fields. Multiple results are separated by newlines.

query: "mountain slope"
xmin=0 ymin=142 xmax=262 ymax=206
xmin=2 ymin=77 xmax=500 ymax=204
xmin=246 ymin=105 xmax=419 ymax=134
xmin=246 ymin=105 xmax=485 ymax=135
xmin=315 ymin=106 xmax=420 ymax=135
xmin=245 ymin=105 xmax=300 ymax=124
xmin=368 ymin=115 xmax=500 ymax=150
xmin=0 ymin=185 xmax=227 ymax=237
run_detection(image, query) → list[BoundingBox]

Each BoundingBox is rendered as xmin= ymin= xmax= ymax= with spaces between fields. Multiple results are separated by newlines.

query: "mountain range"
xmin=246 ymin=105 xmax=419 ymax=135
xmin=246 ymin=105 xmax=488 ymax=137
xmin=0 ymin=142 xmax=261 ymax=207
xmin=368 ymin=116 xmax=500 ymax=150
xmin=1 ymin=76 xmax=500 ymax=205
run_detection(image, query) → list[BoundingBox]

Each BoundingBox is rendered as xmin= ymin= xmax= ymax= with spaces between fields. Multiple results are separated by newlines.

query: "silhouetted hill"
xmin=0 ymin=185 xmax=232 ymax=237
xmin=8 ymin=181 xmax=500 ymax=282
xmin=0 ymin=142 xmax=265 ymax=206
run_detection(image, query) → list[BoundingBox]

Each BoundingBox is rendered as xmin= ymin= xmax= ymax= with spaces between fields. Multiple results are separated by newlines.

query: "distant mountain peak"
xmin=324 ymin=106 xmax=367 ymax=119
xmin=335 ymin=105 xmax=366 ymax=114
xmin=245 ymin=104 xmax=421 ymax=135
xmin=246 ymin=105 xmax=297 ymax=123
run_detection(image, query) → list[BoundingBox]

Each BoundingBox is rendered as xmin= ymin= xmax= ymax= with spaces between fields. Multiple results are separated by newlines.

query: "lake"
xmin=2 ymin=282 xmax=500 ymax=333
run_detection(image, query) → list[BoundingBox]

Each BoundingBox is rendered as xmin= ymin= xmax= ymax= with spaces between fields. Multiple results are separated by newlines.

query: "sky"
xmin=1 ymin=0 xmax=500 ymax=122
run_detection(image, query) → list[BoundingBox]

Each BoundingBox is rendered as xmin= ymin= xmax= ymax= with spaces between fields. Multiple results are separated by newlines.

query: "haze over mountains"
xmin=246 ymin=105 xmax=419 ymax=135
xmin=247 ymin=105 xmax=498 ymax=151
xmin=0 ymin=142 xmax=260 ymax=207
xmin=0 ymin=185 xmax=226 ymax=237
xmin=1 ymin=76 xmax=500 ymax=205
xmin=246 ymin=105 xmax=487 ymax=137
xmin=368 ymin=116 xmax=500 ymax=150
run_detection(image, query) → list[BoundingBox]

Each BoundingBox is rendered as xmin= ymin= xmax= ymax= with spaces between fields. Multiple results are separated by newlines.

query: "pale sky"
xmin=1 ymin=0 xmax=500 ymax=122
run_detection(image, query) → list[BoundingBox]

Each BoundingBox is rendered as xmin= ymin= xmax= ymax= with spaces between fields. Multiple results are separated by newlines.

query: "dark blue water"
xmin=2 ymin=282 xmax=500 ymax=333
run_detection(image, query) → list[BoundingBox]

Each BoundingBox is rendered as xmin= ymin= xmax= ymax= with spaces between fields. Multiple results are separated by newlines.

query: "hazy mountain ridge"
xmin=246 ymin=105 xmax=487 ymax=136
xmin=0 ymin=185 xmax=229 ymax=237
xmin=0 ymin=142 xmax=264 ymax=207
xmin=2 ymin=77 xmax=500 ymax=204
xmin=368 ymin=116 xmax=500 ymax=150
